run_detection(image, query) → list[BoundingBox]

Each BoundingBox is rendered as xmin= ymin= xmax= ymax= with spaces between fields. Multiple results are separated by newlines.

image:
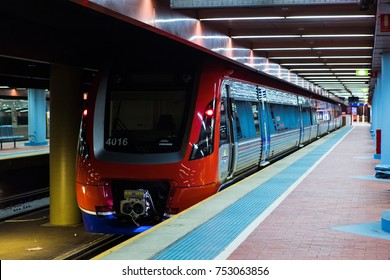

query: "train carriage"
xmin=76 ymin=51 xmax=342 ymax=234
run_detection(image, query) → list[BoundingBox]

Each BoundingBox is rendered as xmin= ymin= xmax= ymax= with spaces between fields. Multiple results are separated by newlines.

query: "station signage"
xmin=356 ymin=69 xmax=368 ymax=76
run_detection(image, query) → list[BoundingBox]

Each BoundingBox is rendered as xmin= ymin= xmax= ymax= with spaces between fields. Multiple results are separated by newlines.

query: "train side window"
xmin=270 ymin=104 xmax=285 ymax=131
xmin=234 ymin=100 xmax=258 ymax=139
xmin=311 ymin=108 xmax=318 ymax=125
xmin=284 ymin=105 xmax=300 ymax=129
xmin=252 ymin=102 xmax=260 ymax=136
xmin=231 ymin=101 xmax=242 ymax=139
xmin=301 ymin=107 xmax=311 ymax=127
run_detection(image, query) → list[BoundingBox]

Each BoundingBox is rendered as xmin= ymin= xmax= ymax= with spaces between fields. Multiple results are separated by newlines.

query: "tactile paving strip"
xmin=154 ymin=127 xmax=353 ymax=260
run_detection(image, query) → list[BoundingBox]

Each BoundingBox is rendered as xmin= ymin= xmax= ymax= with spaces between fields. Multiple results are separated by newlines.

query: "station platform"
xmin=0 ymin=140 xmax=49 ymax=159
xmin=95 ymin=123 xmax=390 ymax=260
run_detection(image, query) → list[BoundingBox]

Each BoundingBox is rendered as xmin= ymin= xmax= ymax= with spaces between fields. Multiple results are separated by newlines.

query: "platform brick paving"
xmin=228 ymin=124 xmax=390 ymax=260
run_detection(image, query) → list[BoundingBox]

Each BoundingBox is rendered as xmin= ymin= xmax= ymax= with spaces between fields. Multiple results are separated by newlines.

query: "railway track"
xmin=55 ymin=234 xmax=132 ymax=260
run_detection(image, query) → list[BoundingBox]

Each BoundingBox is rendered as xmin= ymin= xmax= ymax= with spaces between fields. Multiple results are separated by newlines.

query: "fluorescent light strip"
xmin=281 ymin=63 xmax=325 ymax=66
xmin=199 ymin=15 xmax=374 ymax=21
xmin=256 ymin=47 xmax=372 ymax=51
xmin=254 ymin=47 xmax=311 ymax=51
xmin=291 ymin=68 xmax=331 ymax=71
xmin=307 ymin=76 xmax=369 ymax=80
xmin=326 ymin=63 xmax=371 ymax=65
xmin=286 ymin=15 xmax=375 ymax=19
xmin=302 ymin=34 xmax=373 ymax=38
xmin=245 ymin=64 xmax=269 ymax=67
xmin=270 ymin=56 xmax=371 ymax=59
xmin=310 ymin=79 xmax=340 ymax=82
xmin=304 ymin=73 xmax=337 ymax=79
xmin=200 ymin=16 xmax=284 ymax=21
xmin=234 ymin=57 xmax=266 ymax=60
xmin=154 ymin=18 xmax=197 ymax=23
xmin=331 ymin=68 xmax=370 ymax=71
xmin=212 ymin=47 xmax=249 ymax=51
xmin=234 ymin=34 xmax=373 ymax=39
xmin=233 ymin=35 xmax=301 ymax=39
xmin=342 ymin=76 xmax=370 ymax=78
xmin=270 ymin=56 xmax=319 ymax=59
xmin=188 ymin=35 xmax=229 ymax=41
xmin=313 ymin=47 xmax=372 ymax=50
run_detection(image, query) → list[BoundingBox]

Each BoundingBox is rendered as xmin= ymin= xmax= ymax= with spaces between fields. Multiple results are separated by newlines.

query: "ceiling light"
xmin=200 ymin=16 xmax=285 ymax=21
xmin=232 ymin=35 xmax=301 ymax=39
xmin=304 ymin=73 xmax=337 ymax=79
xmin=310 ymin=80 xmax=339 ymax=82
xmin=326 ymin=63 xmax=371 ymax=66
xmin=234 ymin=57 xmax=266 ymax=60
xmin=291 ymin=68 xmax=331 ymax=71
xmin=286 ymin=15 xmax=375 ymax=20
xmin=331 ymin=68 xmax=370 ymax=71
xmin=254 ymin=47 xmax=311 ymax=51
xmin=313 ymin=47 xmax=372 ymax=50
xmin=269 ymin=56 xmax=319 ymax=59
xmin=302 ymin=34 xmax=373 ymax=38
xmin=321 ymin=56 xmax=372 ymax=59
xmin=154 ymin=18 xmax=198 ymax=23
xmin=281 ymin=63 xmax=325 ymax=66
xmin=212 ymin=47 xmax=248 ymax=51
xmin=188 ymin=35 xmax=229 ymax=41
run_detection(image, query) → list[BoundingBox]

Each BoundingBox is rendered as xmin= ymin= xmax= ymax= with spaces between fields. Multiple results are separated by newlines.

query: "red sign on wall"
xmin=381 ymin=14 xmax=390 ymax=32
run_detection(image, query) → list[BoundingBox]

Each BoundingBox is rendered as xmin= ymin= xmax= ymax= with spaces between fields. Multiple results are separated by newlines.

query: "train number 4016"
xmin=105 ymin=137 xmax=129 ymax=146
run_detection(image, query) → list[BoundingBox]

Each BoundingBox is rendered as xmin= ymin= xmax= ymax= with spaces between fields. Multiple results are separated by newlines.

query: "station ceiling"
xmin=0 ymin=0 xmax=389 ymax=104
xmin=171 ymin=0 xmax=383 ymax=103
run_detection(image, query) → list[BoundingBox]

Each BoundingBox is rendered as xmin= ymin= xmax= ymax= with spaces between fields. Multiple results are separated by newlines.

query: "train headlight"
xmin=190 ymin=99 xmax=216 ymax=160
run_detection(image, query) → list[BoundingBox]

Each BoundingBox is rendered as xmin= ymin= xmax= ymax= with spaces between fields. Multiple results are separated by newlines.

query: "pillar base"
xmin=25 ymin=141 xmax=49 ymax=146
xmin=381 ymin=210 xmax=390 ymax=233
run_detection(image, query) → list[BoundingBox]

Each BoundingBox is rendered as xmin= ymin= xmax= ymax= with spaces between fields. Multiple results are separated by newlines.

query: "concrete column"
xmin=381 ymin=53 xmax=390 ymax=165
xmin=25 ymin=88 xmax=48 ymax=146
xmin=49 ymin=64 xmax=82 ymax=226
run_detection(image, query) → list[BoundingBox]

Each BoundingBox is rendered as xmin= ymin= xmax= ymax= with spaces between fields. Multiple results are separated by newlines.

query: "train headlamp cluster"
xmin=190 ymin=99 xmax=216 ymax=160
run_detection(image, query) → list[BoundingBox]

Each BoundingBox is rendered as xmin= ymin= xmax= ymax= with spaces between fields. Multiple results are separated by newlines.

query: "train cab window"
xmin=106 ymin=90 xmax=188 ymax=153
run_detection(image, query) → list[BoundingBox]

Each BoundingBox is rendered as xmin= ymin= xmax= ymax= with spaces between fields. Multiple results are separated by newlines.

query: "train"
xmin=75 ymin=45 xmax=342 ymax=235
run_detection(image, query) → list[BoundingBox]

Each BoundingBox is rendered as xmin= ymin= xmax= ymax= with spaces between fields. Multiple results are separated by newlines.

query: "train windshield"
xmin=104 ymin=70 xmax=196 ymax=153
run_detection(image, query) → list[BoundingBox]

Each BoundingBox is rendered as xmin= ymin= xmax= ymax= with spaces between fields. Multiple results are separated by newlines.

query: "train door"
xmin=218 ymin=83 xmax=236 ymax=184
xmin=298 ymin=103 xmax=304 ymax=147
xmin=257 ymin=87 xmax=270 ymax=165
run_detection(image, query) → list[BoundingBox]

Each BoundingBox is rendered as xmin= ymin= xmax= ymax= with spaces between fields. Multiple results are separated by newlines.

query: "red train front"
xmin=76 ymin=53 xmax=226 ymax=234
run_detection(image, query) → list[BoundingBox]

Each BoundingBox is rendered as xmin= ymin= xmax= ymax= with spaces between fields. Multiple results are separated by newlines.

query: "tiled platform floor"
xmin=229 ymin=123 xmax=390 ymax=259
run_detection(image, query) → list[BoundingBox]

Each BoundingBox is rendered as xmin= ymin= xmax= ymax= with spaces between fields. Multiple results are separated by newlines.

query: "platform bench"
xmin=0 ymin=125 xmax=25 ymax=149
